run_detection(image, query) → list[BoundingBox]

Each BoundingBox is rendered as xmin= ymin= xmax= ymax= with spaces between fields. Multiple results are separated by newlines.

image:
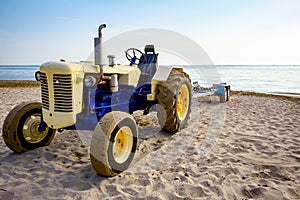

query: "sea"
xmin=0 ymin=65 xmax=299 ymax=95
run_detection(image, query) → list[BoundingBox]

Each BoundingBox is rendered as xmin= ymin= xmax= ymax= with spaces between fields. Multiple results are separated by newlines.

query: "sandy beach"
xmin=0 ymin=82 xmax=299 ymax=199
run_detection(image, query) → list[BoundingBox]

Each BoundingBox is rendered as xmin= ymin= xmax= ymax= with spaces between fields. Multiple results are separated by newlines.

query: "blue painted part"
xmin=76 ymin=84 xmax=141 ymax=131
xmin=130 ymin=57 xmax=137 ymax=66
xmin=94 ymin=102 xmax=130 ymax=110
xmin=217 ymin=85 xmax=225 ymax=95
xmin=131 ymin=83 xmax=152 ymax=111
xmin=87 ymin=89 xmax=96 ymax=113
xmin=38 ymin=121 xmax=48 ymax=132
xmin=75 ymin=50 xmax=158 ymax=131
xmin=75 ymin=114 xmax=98 ymax=130
xmin=137 ymin=54 xmax=158 ymax=85
xmin=137 ymin=83 xmax=152 ymax=94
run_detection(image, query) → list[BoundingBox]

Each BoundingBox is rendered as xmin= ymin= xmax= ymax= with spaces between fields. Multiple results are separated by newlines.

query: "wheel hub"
xmin=23 ymin=115 xmax=48 ymax=143
xmin=113 ymin=126 xmax=133 ymax=164
xmin=177 ymin=84 xmax=189 ymax=121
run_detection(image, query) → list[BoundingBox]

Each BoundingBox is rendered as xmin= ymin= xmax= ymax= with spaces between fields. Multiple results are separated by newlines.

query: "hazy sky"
xmin=1 ymin=0 xmax=300 ymax=65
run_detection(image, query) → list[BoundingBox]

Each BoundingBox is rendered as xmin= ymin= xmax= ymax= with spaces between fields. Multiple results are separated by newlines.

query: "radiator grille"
xmin=53 ymin=74 xmax=73 ymax=112
xmin=40 ymin=72 xmax=49 ymax=110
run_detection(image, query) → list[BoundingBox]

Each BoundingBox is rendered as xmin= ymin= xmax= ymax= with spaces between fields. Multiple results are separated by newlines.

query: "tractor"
xmin=2 ymin=24 xmax=192 ymax=176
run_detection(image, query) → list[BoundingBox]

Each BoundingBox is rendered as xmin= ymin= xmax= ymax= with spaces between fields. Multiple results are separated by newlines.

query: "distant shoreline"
xmin=231 ymin=90 xmax=300 ymax=102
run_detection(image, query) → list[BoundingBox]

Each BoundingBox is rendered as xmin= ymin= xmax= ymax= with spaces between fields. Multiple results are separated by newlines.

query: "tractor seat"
xmin=138 ymin=45 xmax=158 ymax=83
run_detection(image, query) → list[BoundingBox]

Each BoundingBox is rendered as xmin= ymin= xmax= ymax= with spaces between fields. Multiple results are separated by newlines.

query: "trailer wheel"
xmin=90 ymin=111 xmax=138 ymax=177
xmin=157 ymin=69 xmax=192 ymax=133
xmin=2 ymin=102 xmax=56 ymax=153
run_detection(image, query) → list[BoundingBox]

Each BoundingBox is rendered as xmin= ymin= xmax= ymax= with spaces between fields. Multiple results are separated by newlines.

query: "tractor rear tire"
xmin=90 ymin=111 xmax=138 ymax=177
xmin=157 ymin=69 xmax=192 ymax=133
xmin=2 ymin=101 xmax=56 ymax=153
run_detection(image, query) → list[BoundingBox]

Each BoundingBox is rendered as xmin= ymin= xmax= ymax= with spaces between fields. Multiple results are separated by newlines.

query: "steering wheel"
xmin=125 ymin=48 xmax=146 ymax=66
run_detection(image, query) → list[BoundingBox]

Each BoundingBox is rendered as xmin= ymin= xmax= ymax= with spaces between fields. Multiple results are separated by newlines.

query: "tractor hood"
xmin=41 ymin=61 xmax=83 ymax=74
xmin=40 ymin=61 xmax=100 ymax=74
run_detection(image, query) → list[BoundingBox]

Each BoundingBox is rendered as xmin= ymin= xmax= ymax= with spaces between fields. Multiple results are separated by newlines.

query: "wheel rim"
xmin=23 ymin=114 xmax=48 ymax=143
xmin=113 ymin=126 xmax=133 ymax=164
xmin=177 ymin=84 xmax=190 ymax=121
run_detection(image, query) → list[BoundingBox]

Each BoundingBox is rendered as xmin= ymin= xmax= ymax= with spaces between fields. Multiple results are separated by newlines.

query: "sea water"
xmin=0 ymin=65 xmax=40 ymax=80
xmin=184 ymin=65 xmax=300 ymax=94
xmin=0 ymin=65 xmax=299 ymax=94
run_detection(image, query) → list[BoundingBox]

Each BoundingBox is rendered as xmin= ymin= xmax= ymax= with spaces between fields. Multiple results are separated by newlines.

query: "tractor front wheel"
xmin=2 ymin=102 xmax=56 ymax=153
xmin=90 ymin=111 xmax=138 ymax=177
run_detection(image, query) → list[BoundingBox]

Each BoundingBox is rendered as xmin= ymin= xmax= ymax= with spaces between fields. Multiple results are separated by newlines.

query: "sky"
xmin=0 ymin=0 xmax=300 ymax=65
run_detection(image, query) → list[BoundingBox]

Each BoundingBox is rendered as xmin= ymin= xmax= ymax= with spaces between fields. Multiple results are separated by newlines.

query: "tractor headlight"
xmin=35 ymin=71 xmax=41 ymax=81
xmin=84 ymin=75 xmax=97 ymax=87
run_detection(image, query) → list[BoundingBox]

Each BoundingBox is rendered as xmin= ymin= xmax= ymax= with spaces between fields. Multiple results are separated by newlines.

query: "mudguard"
xmin=147 ymin=66 xmax=184 ymax=101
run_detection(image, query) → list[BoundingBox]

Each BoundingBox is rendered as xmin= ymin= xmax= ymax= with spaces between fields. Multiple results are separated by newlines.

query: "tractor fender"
xmin=147 ymin=66 xmax=184 ymax=101
xmin=152 ymin=65 xmax=183 ymax=81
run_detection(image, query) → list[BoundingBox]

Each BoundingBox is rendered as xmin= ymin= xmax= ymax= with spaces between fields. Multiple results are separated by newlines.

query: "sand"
xmin=0 ymin=83 xmax=299 ymax=199
xmin=0 ymin=80 xmax=40 ymax=88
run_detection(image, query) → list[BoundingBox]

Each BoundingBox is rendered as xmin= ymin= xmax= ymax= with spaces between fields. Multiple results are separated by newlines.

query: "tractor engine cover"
xmin=39 ymin=61 xmax=86 ymax=129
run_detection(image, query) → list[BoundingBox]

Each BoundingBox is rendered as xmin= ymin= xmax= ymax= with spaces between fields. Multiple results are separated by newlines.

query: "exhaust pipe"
xmin=94 ymin=24 xmax=106 ymax=75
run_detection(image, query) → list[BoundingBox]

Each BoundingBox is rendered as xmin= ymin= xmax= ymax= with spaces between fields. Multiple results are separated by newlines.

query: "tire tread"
xmin=157 ymin=70 xmax=192 ymax=133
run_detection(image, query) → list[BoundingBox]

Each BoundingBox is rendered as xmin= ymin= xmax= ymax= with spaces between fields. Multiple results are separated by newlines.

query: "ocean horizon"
xmin=0 ymin=65 xmax=299 ymax=95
